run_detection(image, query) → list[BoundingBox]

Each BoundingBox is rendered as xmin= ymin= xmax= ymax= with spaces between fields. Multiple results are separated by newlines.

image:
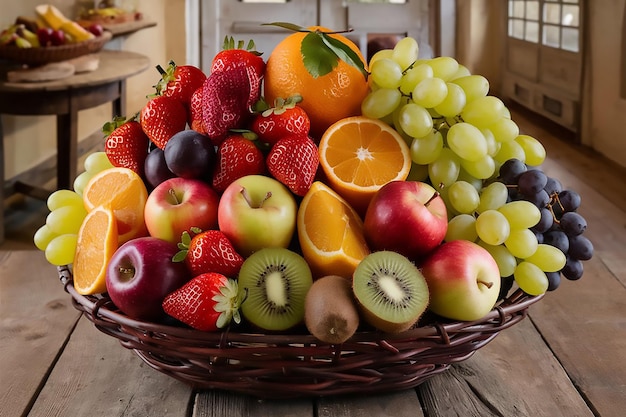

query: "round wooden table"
xmin=0 ymin=49 xmax=150 ymax=243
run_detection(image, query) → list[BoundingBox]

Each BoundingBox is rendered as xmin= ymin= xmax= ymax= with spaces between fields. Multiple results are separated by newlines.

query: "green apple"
xmin=420 ymin=239 xmax=501 ymax=321
xmin=217 ymin=175 xmax=297 ymax=257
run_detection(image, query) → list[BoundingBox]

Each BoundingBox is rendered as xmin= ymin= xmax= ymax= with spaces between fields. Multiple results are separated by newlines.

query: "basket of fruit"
xmin=0 ymin=5 xmax=112 ymax=66
xmin=36 ymin=24 xmax=593 ymax=399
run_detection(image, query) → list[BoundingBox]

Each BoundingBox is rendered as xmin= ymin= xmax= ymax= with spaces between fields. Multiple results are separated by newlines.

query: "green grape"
xmin=504 ymin=229 xmax=538 ymax=259
xmin=412 ymin=77 xmax=448 ymax=108
xmin=45 ymin=234 xmax=78 ymax=266
xmin=361 ymin=88 xmax=402 ymax=119
xmin=406 ymin=163 xmax=430 ymax=182
xmin=526 ymin=244 xmax=567 ymax=272
xmin=428 ymin=56 xmax=459 ymax=81
xmin=433 ymin=83 xmax=466 ymax=117
xmin=428 ymin=148 xmax=460 ymax=190
xmin=370 ymin=58 xmax=403 ymax=89
xmin=475 ymin=210 xmax=510 ymax=245
xmin=494 ymin=139 xmax=526 ymax=164
xmin=498 ymin=201 xmax=541 ymax=230
xmin=398 ymin=102 xmax=433 ymax=138
xmin=391 ymin=36 xmax=419 ymax=70
xmin=477 ymin=181 xmax=508 ymax=213
xmin=461 ymin=96 xmax=506 ymax=128
xmin=515 ymin=134 xmax=546 ymax=166
xmin=446 ymin=122 xmax=488 ymax=162
xmin=448 ymin=181 xmax=480 ymax=214
xmin=450 ymin=64 xmax=471 ymax=80
xmin=73 ymin=170 xmax=93 ymax=196
xmin=457 ymin=168 xmax=483 ymax=192
xmin=410 ymin=130 xmax=443 ymax=165
xmin=481 ymin=128 xmax=499 ymax=156
xmin=460 ymin=154 xmax=496 ymax=180
xmin=478 ymin=241 xmax=518 ymax=277
xmin=368 ymin=48 xmax=394 ymax=66
xmin=47 ymin=189 xmax=84 ymax=211
xmin=399 ymin=63 xmax=433 ymax=95
xmin=33 ymin=224 xmax=58 ymax=251
xmin=514 ymin=261 xmax=549 ymax=296
xmin=451 ymin=75 xmax=489 ymax=103
xmin=46 ymin=205 xmax=88 ymax=235
xmin=84 ymin=151 xmax=114 ymax=174
xmin=445 ymin=214 xmax=478 ymax=242
xmin=489 ymin=117 xmax=519 ymax=143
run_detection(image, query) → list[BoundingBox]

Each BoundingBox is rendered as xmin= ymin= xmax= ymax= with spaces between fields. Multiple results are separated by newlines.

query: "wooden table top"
xmin=1 ymin=107 xmax=625 ymax=417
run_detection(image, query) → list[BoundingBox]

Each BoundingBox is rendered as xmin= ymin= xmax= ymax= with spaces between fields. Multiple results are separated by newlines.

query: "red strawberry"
xmin=251 ymin=97 xmax=310 ymax=146
xmin=154 ymin=61 xmax=207 ymax=107
xmin=266 ymin=135 xmax=320 ymax=196
xmin=201 ymin=65 xmax=261 ymax=146
xmin=189 ymin=86 xmax=206 ymax=135
xmin=212 ymin=134 xmax=266 ymax=193
xmin=140 ymin=95 xmax=188 ymax=149
xmin=103 ymin=116 xmax=150 ymax=176
xmin=211 ymin=37 xmax=266 ymax=79
xmin=174 ymin=229 xmax=244 ymax=278
xmin=162 ymin=272 xmax=241 ymax=332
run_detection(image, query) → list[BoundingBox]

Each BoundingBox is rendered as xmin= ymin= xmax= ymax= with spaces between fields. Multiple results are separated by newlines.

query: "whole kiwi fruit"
xmin=304 ymin=275 xmax=360 ymax=344
xmin=352 ymin=251 xmax=429 ymax=333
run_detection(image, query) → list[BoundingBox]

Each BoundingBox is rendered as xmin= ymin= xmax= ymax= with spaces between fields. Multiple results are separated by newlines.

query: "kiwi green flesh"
xmin=238 ymin=247 xmax=313 ymax=331
xmin=353 ymin=251 xmax=429 ymax=331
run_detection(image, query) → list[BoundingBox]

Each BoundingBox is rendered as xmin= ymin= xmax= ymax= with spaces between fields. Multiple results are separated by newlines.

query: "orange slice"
xmin=318 ymin=116 xmax=412 ymax=215
xmin=82 ymin=167 xmax=148 ymax=244
xmin=73 ymin=205 xmax=119 ymax=295
xmin=297 ymin=181 xmax=370 ymax=280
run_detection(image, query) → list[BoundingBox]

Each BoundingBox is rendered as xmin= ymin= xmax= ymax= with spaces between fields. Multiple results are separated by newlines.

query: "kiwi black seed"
xmin=352 ymin=251 xmax=429 ymax=333
xmin=304 ymin=275 xmax=360 ymax=344
xmin=238 ymin=247 xmax=313 ymax=331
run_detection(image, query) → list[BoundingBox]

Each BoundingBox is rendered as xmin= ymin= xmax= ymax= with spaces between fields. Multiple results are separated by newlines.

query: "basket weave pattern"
xmin=58 ymin=265 xmax=542 ymax=399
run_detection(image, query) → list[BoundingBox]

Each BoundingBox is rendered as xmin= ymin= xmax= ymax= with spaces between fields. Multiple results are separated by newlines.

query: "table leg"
xmin=112 ymin=80 xmax=127 ymax=119
xmin=56 ymin=112 xmax=78 ymax=190
xmin=0 ymin=115 xmax=5 ymax=245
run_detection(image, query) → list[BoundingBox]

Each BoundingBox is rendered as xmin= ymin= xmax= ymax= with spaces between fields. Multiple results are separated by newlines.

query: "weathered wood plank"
xmin=193 ymin=390 xmax=313 ymax=417
xmin=0 ymin=250 xmax=79 ymax=417
xmin=27 ymin=318 xmax=193 ymax=417
xmin=317 ymin=389 xmax=423 ymax=417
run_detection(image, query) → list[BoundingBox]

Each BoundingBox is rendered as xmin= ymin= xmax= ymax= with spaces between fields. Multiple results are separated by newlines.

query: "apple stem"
xmin=240 ymin=187 xmax=272 ymax=208
xmin=168 ymin=188 xmax=181 ymax=205
xmin=478 ymin=280 xmax=494 ymax=289
xmin=424 ymin=191 xmax=440 ymax=207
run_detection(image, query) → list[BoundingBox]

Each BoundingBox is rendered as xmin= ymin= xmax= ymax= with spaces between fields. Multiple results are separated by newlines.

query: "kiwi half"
xmin=353 ymin=251 xmax=429 ymax=333
xmin=238 ymin=247 xmax=312 ymax=331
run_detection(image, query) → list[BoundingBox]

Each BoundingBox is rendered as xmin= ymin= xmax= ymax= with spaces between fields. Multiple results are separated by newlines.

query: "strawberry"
xmin=140 ymin=95 xmax=188 ymax=149
xmin=174 ymin=228 xmax=245 ymax=278
xmin=201 ymin=65 xmax=261 ymax=146
xmin=103 ymin=116 xmax=150 ymax=176
xmin=266 ymin=135 xmax=320 ymax=196
xmin=211 ymin=37 xmax=266 ymax=79
xmin=154 ymin=61 xmax=207 ymax=107
xmin=162 ymin=272 xmax=241 ymax=332
xmin=251 ymin=96 xmax=311 ymax=147
xmin=189 ymin=86 xmax=206 ymax=135
xmin=212 ymin=134 xmax=266 ymax=193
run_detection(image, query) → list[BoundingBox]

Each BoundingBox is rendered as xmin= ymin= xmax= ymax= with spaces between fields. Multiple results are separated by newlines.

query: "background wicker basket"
xmin=0 ymin=31 xmax=112 ymax=66
xmin=58 ymin=265 xmax=543 ymax=399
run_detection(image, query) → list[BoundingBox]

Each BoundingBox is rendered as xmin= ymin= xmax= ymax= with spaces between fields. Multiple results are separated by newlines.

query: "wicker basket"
xmin=0 ymin=31 xmax=112 ymax=66
xmin=58 ymin=265 xmax=543 ymax=399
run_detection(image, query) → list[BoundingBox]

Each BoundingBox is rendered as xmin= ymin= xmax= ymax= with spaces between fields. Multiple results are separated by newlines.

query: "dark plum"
xmin=164 ymin=130 xmax=216 ymax=179
xmin=144 ymin=147 xmax=175 ymax=189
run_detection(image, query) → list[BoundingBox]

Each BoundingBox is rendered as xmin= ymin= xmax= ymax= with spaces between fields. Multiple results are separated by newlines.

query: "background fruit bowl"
xmin=59 ymin=264 xmax=542 ymax=399
xmin=0 ymin=30 xmax=112 ymax=66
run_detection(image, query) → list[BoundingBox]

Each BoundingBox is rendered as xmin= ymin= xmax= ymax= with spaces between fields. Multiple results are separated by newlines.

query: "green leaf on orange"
xmin=301 ymin=32 xmax=339 ymax=78
xmin=320 ymin=33 xmax=368 ymax=79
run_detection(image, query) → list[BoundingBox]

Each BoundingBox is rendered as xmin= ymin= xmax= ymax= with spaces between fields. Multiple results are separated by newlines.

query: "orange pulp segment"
xmin=297 ymin=181 xmax=371 ymax=280
xmin=318 ymin=116 xmax=411 ymax=215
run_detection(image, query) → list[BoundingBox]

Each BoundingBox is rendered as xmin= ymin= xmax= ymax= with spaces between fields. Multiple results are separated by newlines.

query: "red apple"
xmin=105 ymin=237 xmax=191 ymax=320
xmin=420 ymin=240 xmax=502 ymax=321
xmin=144 ymin=177 xmax=219 ymax=243
xmin=364 ymin=181 xmax=448 ymax=260
xmin=218 ymin=175 xmax=297 ymax=257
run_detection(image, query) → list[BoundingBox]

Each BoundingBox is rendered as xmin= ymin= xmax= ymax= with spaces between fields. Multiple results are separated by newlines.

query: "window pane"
xmin=543 ymin=3 xmax=561 ymax=24
xmin=526 ymin=1 xmax=539 ymax=20
xmin=510 ymin=18 xmax=525 ymax=39
xmin=562 ymin=5 xmax=579 ymax=26
xmin=525 ymin=21 xmax=539 ymax=42
xmin=543 ymin=24 xmax=560 ymax=48
xmin=511 ymin=0 xmax=525 ymax=18
xmin=562 ymin=27 xmax=579 ymax=52
xmin=563 ymin=0 xmax=578 ymax=3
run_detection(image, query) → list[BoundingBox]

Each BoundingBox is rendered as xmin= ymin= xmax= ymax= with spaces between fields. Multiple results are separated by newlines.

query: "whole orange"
xmin=264 ymin=27 xmax=370 ymax=140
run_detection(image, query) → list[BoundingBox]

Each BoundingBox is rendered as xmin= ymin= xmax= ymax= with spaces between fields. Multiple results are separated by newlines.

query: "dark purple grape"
xmin=544 ymin=177 xmax=563 ymax=196
xmin=532 ymin=207 xmax=554 ymax=233
xmin=559 ymin=212 xmax=587 ymax=236
xmin=557 ymin=190 xmax=581 ymax=212
xmin=164 ymin=130 xmax=216 ymax=179
xmin=499 ymin=158 xmax=527 ymax=184
xmin=546 ymin=271 xmax=561 ymax=291
xmin=562 ymin=257 xmax=584 ymax=280
xmin=507 ymin=186 xmax=520 ymax=202
xmin=143 ymin=147 xmax=175 ymax=189
xmin=534 ymin=231 xmax=544 ymax=244
xmin=568 ymin=234 xmax=594 ymax=260
xmin=518 ymin=169 xmax=548 ymax=195
xmin=544 ymin=230 xmax=569 ymax=254
xmin=523 ymin=189 xmax=550 ymax=208
xmin=498 ymin=275 xmax=515 ymax=301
